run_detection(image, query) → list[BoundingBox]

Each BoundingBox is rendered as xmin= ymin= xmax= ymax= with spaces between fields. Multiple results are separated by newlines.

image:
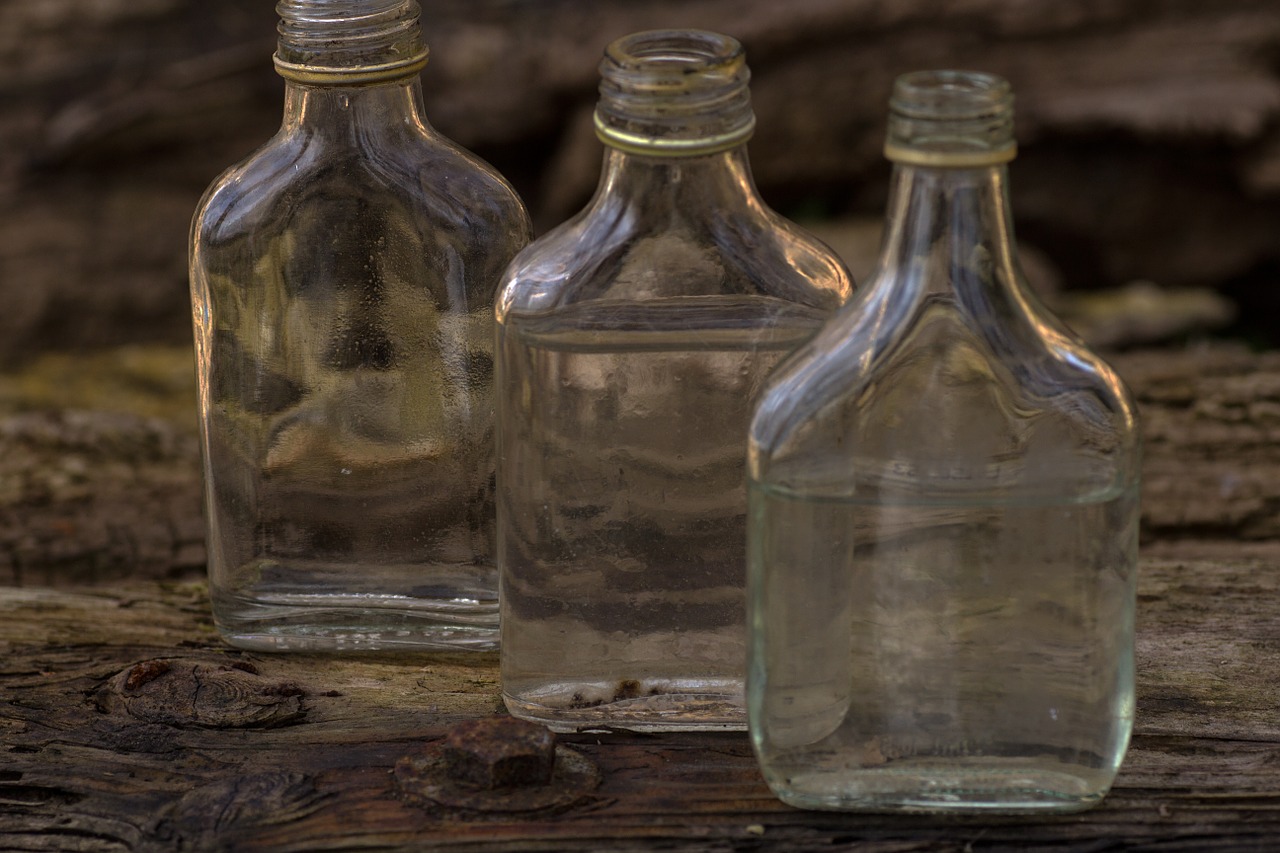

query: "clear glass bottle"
xmin=495 ymin=30 xmax=852 ymax=732
xmin=189 ymin=0 xmax=531 ymax=652
xmin=747 ymin=71 xmax=1139 ymax=811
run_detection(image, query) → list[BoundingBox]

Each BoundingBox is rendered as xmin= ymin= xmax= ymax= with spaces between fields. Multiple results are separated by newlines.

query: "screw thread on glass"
xmin=274 ymin=0 xmax=429 ymax=84
xmin=883 ymin=70 xmax=1016 ymax=167
xmin=593 ymin=29 xmax=756 ymax=156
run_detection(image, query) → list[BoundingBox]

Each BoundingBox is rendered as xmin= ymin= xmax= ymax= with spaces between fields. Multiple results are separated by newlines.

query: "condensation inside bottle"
xmin=191 ymin=0 xmax=530 ymax=651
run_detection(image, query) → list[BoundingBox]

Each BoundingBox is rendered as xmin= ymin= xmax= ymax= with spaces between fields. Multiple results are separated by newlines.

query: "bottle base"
xmin=504 ymin=679 xmax=746 ymax=732
xmin=213 ymin=594 xmax=499 ymax=652
xmin=765 ymin=761 xmax=1112 ymax=814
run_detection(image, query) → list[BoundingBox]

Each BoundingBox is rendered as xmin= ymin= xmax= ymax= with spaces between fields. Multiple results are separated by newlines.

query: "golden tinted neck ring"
xmin=883 ymin=142 xmax=1016 ymax=168
xmin=273 ymin=50 xmax=428 ymax=86
xmin=593 ymin=110 xmax=755 ymax=157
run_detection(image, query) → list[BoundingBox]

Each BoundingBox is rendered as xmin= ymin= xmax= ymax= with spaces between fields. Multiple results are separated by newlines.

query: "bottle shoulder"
xmin=495 ymin=200 xmax=851 ymax=322
xmin=190 ymin=127 xmax=530 ymax=311
xmin=749 ymin=270 xmax=1140 ymax=496
xmin=192 ymin=132 xmax=301 ymax=239
xmin=193 ymin=127 xmax=530 ymax=253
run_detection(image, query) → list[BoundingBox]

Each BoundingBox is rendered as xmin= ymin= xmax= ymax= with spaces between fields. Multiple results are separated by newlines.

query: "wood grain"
xmin=3 ymin=552 xmax=1280 ymax=850
xmin=0 ymin=342 xmax=1277 ymax=849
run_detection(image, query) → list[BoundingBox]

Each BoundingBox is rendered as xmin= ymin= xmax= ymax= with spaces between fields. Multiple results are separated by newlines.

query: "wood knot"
xmin=166 ymin=771 xmax=323 ymax=841
xmin=97 ymin=658 xmax=307 ymax=729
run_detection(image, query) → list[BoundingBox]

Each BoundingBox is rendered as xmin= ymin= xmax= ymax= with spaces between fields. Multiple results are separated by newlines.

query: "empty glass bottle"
xmin=189 ymin=0 xmax=531 ymax=651
xmin=496 ymin=30 xmax=852 ymax=731
xmin=747 ymin=71 xmax=1139 ymax=810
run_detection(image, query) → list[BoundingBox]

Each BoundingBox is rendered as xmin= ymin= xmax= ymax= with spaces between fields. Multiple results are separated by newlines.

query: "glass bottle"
xmin=189 ymin=0 xmax=531 ymax=652
xmin=747 ymin=71 xmax=1139 ymax=811
xmin=496 ymin=29 xmax=853 ymax=732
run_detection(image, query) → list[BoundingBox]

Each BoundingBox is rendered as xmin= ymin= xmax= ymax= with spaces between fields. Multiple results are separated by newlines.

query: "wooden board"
xmin=3 ymin=338 xmax=1280 ymax=849
xmin=3 ymin=552 xmax=1280 ymax=851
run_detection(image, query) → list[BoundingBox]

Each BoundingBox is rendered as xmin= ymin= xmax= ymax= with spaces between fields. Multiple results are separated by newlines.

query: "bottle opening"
xmin=594 ymin=29 xmax=755 ymax=157
xmin=884 ymin=70 xmax=1016 ymax=167
xmin=274 ymin=0 xmax=429 ymax=85
xmin=610 ymin=29 xmax=737 ymax=67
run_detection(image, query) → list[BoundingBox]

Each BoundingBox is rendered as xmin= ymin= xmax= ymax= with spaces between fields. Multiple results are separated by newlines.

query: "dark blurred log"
xmin=1 ymin=340 xmax=1278 ymax=587
xmin=1124 ymin=343 xmax=1280 ymax=541
xmin=0 ymin=347 xmax=202 ymax=586
xmin=2 ymin=1 xmax=1280 ymax=361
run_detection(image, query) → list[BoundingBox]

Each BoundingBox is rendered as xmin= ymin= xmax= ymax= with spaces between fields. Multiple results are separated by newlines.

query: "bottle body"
xmin=190 ymin=6 xmax=530 ymax=651
xmin=496 ymin=30 xmax=852 ymax=731
xmin=497 ymin=158 xmax=849 ymax=731
xmin=749 ymin=474 xmax=1137 ymax=811
xmin=747 ymin=72 xmax=1138 ymax=810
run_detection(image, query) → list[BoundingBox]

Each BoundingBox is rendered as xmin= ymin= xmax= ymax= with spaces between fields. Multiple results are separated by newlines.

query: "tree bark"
xmin=1 ymin=1 xmax=1279 ymax=360
xmin=5 ymin=341 xmax=1279 ymax=587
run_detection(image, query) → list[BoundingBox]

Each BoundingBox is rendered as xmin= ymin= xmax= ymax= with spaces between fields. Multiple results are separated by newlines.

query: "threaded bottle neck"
xmin=594 ymin=29 xmax=755 ymax=157
xmin=274 ymin=0 xmax=429 ymax=86
xmin=884 ymin=70 xmax=1016 ymax=168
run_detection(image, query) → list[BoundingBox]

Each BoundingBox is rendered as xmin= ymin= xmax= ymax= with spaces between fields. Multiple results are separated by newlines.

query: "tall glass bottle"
xmin=747 ymin=71 xmax=1139 ymax=811
xmin=189 ymin=0 xmax=531 ymax=652
xmin=496 ymin=30 xmax=852 ymax=731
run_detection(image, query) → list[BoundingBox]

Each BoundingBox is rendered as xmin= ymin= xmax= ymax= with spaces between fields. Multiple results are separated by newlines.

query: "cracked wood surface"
xmin=1 ymin=341 xmax=1280 ymax=849
xmin=2 ymin=555 xmax=1280 ymax=851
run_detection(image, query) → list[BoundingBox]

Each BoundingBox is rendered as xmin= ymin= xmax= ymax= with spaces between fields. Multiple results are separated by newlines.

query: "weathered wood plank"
xmin=3 ymin=552 xmax=1279 ymax=850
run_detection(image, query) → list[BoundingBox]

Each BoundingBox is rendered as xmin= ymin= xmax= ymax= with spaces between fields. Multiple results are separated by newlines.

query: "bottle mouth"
xmin=884 ymin=70 xmax=1016 ymax=167
xmin=274 ymin=0 xmax=429 ymax=85
xmin=594 ymin=29 xmax=755 ymax=157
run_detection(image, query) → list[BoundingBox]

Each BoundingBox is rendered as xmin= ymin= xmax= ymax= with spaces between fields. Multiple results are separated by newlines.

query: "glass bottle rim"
xmin=274 ymin=0 xmax=429 ymax=85
xmin=603 ymin=29 xmax=744 ymax=82
xmin=884 ymin=69 xmax=1017 ymax=167
xmin=594 ymin=28 xmax=756 ymax=157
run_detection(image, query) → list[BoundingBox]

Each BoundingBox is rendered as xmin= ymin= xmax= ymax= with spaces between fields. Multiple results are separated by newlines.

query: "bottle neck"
xmin=274 ymin=0 xmax=430 ymax=141
xmin=879 ymin=161 xmax=1018 ymax=294
xmin=591 ymin=144 xmax=765 ymax=222
xmin=280 ymin=77 xmax=427 ymax=141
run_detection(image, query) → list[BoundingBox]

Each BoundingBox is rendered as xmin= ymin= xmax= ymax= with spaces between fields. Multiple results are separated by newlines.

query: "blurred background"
xmin=1 ymin=0 xmax=1279 ymax=585
xmin=4 ymin=0 xmax=1279 ymax=359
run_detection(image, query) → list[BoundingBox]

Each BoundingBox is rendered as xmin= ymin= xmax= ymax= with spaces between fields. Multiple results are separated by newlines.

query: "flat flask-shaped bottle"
xmin=496 ymin=30 xmax=852 ymax=731
xmin=189 ymin=0 xmax=531 ymax=651
xmin=747 ymin=71 xmax=1139 ymax=810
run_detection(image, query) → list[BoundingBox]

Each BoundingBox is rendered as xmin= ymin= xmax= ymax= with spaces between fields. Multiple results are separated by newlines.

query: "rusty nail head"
xmin=441 ymin=716 xmax=556 ymax=789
